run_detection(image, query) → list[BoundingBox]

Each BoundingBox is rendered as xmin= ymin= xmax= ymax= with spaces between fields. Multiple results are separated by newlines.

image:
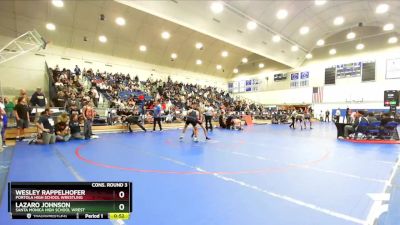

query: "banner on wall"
xmin=290 ymin=71 xmax=309 ymax=88
xmin=228 ymin=79 xmax=261 ymax=93
xmin=386 ymin=58 xmax=400 ymax=79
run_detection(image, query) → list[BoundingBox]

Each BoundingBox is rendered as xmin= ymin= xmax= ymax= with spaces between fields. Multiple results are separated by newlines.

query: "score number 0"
xmin=118 ymin=191 xmax=125 ymax=211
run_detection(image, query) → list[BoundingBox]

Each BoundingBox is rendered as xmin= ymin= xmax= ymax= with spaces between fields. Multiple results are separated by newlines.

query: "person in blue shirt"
xmin=153 ymin=100 xmax=162 ymax=131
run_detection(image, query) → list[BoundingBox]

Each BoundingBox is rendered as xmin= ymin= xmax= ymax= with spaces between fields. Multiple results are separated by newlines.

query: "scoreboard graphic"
xmin=8 ymin=182 xmax=132 ymax=220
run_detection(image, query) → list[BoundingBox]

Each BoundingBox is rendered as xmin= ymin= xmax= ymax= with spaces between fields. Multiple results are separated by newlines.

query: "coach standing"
xmin=14 ymin=97 xmax=30 ymax=141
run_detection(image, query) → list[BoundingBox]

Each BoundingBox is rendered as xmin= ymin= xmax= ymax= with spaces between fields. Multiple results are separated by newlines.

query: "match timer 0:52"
xmin=109 ymin=213 xmax=130 ymax=220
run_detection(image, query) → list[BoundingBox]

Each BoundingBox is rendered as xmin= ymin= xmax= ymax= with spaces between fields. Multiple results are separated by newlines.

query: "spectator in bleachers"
xmin=14 ymin=97 xmax=30 ymax=141
xmin=30 ymin=87 xmax=46 ymax=107
xmin=54 ymin=91 xmax=67 ymax=108
xmin=74 ymin=65 xmax=81 ymax=76
xmin=66 ymin=93 xmax=80 ymax=113
xmin=91 ymin=87 xmax=99 ymax=108
xmin=54 ymin=79 xmax=64 ymax=88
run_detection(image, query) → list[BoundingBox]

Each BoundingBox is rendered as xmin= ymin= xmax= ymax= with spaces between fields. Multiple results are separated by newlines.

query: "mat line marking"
xmin=227 ymin=150 xmax=387 ymax=183
xmin=76 ymin=139 xmax=331 ymax=175
xmin=151 ymin=152 xmax=365 ymax=225
xmin=167 ymin=138 xmax=390 ymax=183
xmin=52 ymin=145 xmax=125 ymax=225
xmin=93 ymin=139 xmax=364 ymax=224
xmin=365 ymin=154 xmax=400 ymax=225
xmin=236 ymin=141 xmax=398 ymax=166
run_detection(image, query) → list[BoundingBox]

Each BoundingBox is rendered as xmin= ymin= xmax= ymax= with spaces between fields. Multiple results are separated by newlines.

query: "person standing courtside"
xmin=152 ymin=100 xmax=162 ymax=131
xmin=289 ymin=110 xmax=297 ymax=129
xmin=325 ymin=109 xmax=330 ymax=122
xmin=204 ymin=103 xmax=214 ymax=131
xmin=82 ymin=101 xmax=96 ymax=139
xmin=345 ymin=107 xmax=351 ymax=123
xmin=14 ymin=97 xmax=30 ymax=141
xmin=335 ymin=108 xmax=341 ymax=123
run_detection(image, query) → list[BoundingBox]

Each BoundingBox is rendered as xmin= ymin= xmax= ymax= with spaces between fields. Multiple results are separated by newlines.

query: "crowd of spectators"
xmin=80 ymin=66 xmax=264 ymax=126
xmin=0 ymin=64 xmax=264 ymax=147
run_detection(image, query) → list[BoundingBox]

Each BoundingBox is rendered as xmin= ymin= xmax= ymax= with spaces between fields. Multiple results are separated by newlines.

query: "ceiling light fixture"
xmin=210 ymin=1 xmax=224 ymax=14
xmin=388 ymin=36 xmax=398 ymax=44
xmin=171 ymin=53 xmax=177 ymax=59
xmin=376 ymin=3 xmax=389 ymax=14
xmin=115 ymin=17 xmax=126 ymax=26
xmin=329 ymin=48 xmax=336 ymax=55
xmin=216 ymin=65 xmax=222 ymax=70
xmin=299 ymin=26 xmax=310 ymax=35
xmin=98 ymin=35 xmax=107 ymax=43
xmin=241 ymin=57 xmax=248 ymax=63
xmin=139 ymin=45 xmax=147 ymax=52
xmin=305 ymin=53 xmax=313 ymax=59
xmin=247 ymin=21 xmax=257 ymax=30
xmin=52 ymin=0 xmax=64 ymax=8
xmin=383 ymin=23 xmax=394 ymax=31
xmin=272 ymin=35 xmax=281 ymax=42
xmin=195 ymin=42 xmax=203 ymax=49
xmin=356 ymin=43 xmax=365 ymax=50
xmin=316 ymin=39 xmax=325 ymax=46
xmin=196 ymin=59 xmax=202 ymax=65
xmin=233 ymin=68 xmax=239 ymax=74
xmin=291 ymin=45 xmax=299 ymax=52
xmin=346 ymin=32 xmax=356 ymax=39
xmin=333 ymin=16 xmax=344 ymax=26
xmin=276 ymin=9 xmax=288 ymax=20
xmin=46 ymin=23 xmax=56 ymax=31
xmin=221 ymin=51 xmax=229 ymax=57
xmin=258 ymin=63 xmax=265 ymax=68
xmin=315 ymin=0 xmax=327 ymax=6
xmin=161 ymin=31 xmax=170 ymax=39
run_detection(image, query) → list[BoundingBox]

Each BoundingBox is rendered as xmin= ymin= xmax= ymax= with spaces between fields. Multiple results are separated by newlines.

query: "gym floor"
xmin=0 ymin=123 xmax=399 ymax=225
